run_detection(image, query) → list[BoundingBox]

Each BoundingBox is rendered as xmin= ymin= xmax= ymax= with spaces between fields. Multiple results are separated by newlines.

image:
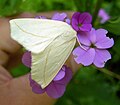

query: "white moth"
xmin=10 ymin=18 xmax=77 ymax=89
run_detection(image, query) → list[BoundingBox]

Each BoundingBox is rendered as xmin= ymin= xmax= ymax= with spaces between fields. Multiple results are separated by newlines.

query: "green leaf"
xmin=0 ymin=0 xmax=22 ymax=16
xmin=11 ymin=64 xmax=30 ymax=77
xmin=73 ymin=0 xmax=96 ymax=14
xmin=0 ymin=0 xmax=7 ymax=9
xmin=102 ymin=17 xmax=120 ymax=35
xmin=73 ymin=0 xmax=86 ymax=12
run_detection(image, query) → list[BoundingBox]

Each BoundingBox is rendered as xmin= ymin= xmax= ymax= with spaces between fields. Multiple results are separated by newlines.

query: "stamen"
xmin=90 ymin=43 xmax=96 ymax=48
xmin=78 ymin=23 xmax=82 ymax=27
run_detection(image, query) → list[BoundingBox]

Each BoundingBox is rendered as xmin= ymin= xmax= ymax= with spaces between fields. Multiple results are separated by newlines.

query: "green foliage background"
xmin=1 ymin=0 xmax=120 ymax=105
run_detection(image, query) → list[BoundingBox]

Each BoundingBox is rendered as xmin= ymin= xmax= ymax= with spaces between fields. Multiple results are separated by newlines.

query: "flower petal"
xmin=77 ymin=32 xmax=91 ymax=46
xmin=71 ymin=12 xmax=81 ymax=31
xmin=46 ymin=81 xmax=66 ymax=98
xmin=72 ymin=12 xmax=80 ymax=22
xmin=32 ymin=83 xmax=45 ymax=94
xmin=95 ymin=28 xmax=114 ymax=49
xmin=96 ymin=29 xmax=108 ymax=41
xmin=95 ymin=37 xmax=114 ymax=49
xmin=93 ymin=49 xmax=111 ymax=68
xmin=29 ymin=74 xmax=35 ymax=87
xmin=79 ymin=12 xmax=92 ymax=24
xmin=80 ymin=24 xmax=92 ymax=32
xmin=29 ymin=75 xmax=45 ymax=94
xmin=52 ymin=12 xmax=67 ymax=21
xmin=88 ymin=28 xmax=96 ymax=44
xmin=65 ymin=18 xmax=71 ymax=24
xmin=73 ymin=45 xmax=88 ymax=56
xmin=98 ymin=9 xmax=110 ymax=23
xmin=53 ymin=67 xmax=65 ymax=81
xmin=22 ymin=51 xmax=31 ymax=68
xmin=56 ymin=66 xmax=72 ymax=85
xmin=73 ymin=47 xmax=95 ymax=66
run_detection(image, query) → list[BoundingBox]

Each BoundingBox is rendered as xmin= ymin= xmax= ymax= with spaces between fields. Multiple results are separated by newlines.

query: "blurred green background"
xmin=0 ymin=0 xmax=120 ymax=105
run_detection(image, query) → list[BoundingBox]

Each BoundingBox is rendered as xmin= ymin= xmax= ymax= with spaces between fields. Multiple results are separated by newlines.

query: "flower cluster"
xmin=71 ymin=12 xmax=114 ymax=68
xmin=72 ymin=28 xmax=114 ymax=68
xmin=71 ymin=12 xmax=92 ymax=32
xmin=22 ymin=12 xmax=114 ymax=98
xmin=98 ymin=9 xmax=110 ymax=23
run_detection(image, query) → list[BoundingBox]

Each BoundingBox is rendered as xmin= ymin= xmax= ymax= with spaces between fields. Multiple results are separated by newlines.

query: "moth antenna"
xmin=76 ymin=37 xmax=87 ymax=51
xmin=79 ymin=42 xmax=87 ymax=51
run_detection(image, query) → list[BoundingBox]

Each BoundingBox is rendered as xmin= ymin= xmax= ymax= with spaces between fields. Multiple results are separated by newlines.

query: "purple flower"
xmin=73 ymin=28 xmax=114 ymax=68
xmin=52 ymin=12 xmax=70 ymax=24
xmin=35 ymin=12 xmax=70 ymax=24
xmin=52 ymin=12 xmax=67 ymax=21
xmin=22 ymin=51 xmax=72 ymax=98
xmin=22 ymin=51 xmax=31 ymax=68
xmin=29 ymin=65 xmax=72 ymax=98
xmin=71 ymin=12 xmax=92 ymax=32
xmin=98 ymin=9 xmax=110 ymax=23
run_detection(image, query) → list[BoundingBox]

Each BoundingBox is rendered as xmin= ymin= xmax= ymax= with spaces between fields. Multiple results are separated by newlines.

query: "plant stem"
xmin=92 ymin=66 xmax=120 ymax=80
xmin=92 ymin=0 xmax=103 ymax=25
xmin=99 ymin=68 xmax=120 ymax=80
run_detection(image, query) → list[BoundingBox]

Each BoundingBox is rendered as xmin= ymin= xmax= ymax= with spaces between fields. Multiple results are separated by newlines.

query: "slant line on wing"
xmin=55 ymin=37 xmax=76 ymax=48
xmin=43 ymin=48 xmax=51 ymax=86
xmin=14 ymin=22 xmax=47 ymax=38
xmin=55 ymin=38 xmax=76 ymax=58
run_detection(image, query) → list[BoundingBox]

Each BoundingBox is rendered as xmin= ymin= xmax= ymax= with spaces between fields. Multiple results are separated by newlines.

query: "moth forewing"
xmin=10 ymin=18 xmax=77 ymax=88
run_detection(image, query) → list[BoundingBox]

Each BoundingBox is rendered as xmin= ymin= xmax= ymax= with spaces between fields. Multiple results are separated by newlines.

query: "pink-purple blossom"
xmin=98 ymin=9 xmax=110 ymax=23
xmin=35 ymin=12 xmax=70 ymax=24
xmin=22 ymin=52 xmax=72 ymax=98
xmin=29 ymin=65 xmax=72 ymax=98
xmin=22 ymin=51 xmax=31 ymax=68
xmin=71 ymin=12 xmax=92 ymax=32
xmin=73 ymin=28 xmax=114 ymax=68
xmin=52 ymin=12 xmax=70 ymax=24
